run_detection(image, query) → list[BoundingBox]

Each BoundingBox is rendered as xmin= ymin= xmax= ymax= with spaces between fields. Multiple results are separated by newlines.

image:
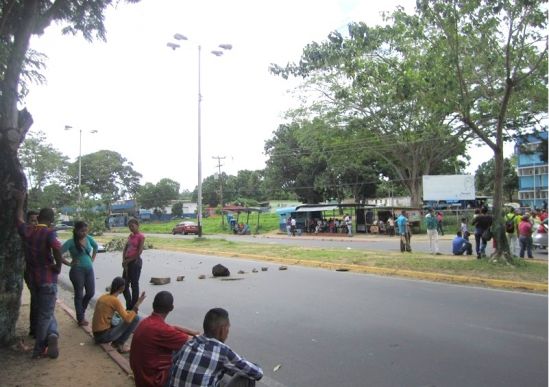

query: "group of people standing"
xmin=14 ymin=190 xmax=263 ymax=386
xmin=15 ymin=190 xmax=145 ymax=358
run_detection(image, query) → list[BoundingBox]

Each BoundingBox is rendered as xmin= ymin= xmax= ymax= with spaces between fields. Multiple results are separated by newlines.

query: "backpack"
xmin=505 ymin=215 xmax=516 ymax=233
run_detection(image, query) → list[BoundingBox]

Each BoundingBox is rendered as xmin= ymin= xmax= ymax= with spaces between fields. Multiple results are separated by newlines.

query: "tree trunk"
xmin=0 ymin=132 xmax=26 ymax=345
xmin=491 ymin=144 xmax=513 ymax=263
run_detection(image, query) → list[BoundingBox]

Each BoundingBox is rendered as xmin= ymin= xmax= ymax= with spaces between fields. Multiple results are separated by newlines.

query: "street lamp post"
xmin=167 ymin=34 xmax=232 ymax=237
xmin=64 ymin=125 xmax=98 ymax=204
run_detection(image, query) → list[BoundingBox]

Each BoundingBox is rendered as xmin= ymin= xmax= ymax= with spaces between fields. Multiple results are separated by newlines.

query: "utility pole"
xmin=213 ymin=155 xmax=226 ymax=226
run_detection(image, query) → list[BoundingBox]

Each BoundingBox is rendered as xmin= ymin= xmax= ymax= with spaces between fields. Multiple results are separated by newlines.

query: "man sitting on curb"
xmin=452 ymin=231 xmax=473 ymax=256
xmin=130 ymin=291 xmax=200 ymax=387
xmin=92 ymin=276 xmax=145 ymax=353
xmin=167 ymin=307 xmax=263 ymax=387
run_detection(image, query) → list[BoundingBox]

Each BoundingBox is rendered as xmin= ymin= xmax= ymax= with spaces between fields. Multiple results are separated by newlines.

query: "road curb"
xmin=56 ymin=297 xmax=133 ymax=376
xmin=165 ymin=246 xmax=548 ymax=293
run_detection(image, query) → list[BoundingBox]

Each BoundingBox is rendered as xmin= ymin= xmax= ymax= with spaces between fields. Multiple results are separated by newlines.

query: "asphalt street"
xmin=57 ymin=248 xmax=548 ymax=387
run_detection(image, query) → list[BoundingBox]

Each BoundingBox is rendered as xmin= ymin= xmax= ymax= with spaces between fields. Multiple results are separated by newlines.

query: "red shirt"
xmin=518 ymin=220 xmax=533 ymax=237
xmin=130 ymin=313 xmax=189 ymax=387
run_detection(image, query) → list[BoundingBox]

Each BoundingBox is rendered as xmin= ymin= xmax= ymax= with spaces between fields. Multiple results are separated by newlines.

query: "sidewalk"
xmin=0 ymin=287 xmax=133 ymax=387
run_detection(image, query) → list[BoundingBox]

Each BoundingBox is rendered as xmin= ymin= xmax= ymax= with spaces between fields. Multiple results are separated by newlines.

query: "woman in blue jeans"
xmin=62 ymin=221 xmax=98 ymax=326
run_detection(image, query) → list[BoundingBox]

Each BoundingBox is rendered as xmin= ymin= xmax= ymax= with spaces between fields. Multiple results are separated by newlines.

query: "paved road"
xmin=58 ymin=249 xmax=548 ymax=387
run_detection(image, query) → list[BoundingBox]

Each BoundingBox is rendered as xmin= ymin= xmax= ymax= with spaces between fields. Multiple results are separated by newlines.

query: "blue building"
xmin=516 ymin=131 xmax=548 ymax=209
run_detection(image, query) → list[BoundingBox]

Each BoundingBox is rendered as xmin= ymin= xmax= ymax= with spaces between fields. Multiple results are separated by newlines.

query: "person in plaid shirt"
xmin=167 ymin=308 xmax=263 ymax=387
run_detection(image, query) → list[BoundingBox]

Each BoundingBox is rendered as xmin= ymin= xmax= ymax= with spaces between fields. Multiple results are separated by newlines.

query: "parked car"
xmin=54 ymin=223 xmax=72 ymax=231
xmin=532 ymin=218 xmax=548 ymax=250
xmin=96 ymin=243 xmax=106 ymax=253
xmin=172 ymin=221 xmax=199 ymax=235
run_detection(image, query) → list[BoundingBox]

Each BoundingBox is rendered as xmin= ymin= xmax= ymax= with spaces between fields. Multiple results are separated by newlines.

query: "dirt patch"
xmin=0 ymin=289 xmax=133 ymax=387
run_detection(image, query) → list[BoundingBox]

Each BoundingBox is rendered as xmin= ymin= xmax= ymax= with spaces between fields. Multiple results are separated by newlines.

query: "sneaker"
xmin=77 ymin=320 xmax=89 ymax=327
xmin=435 ymin=252 xmax=442 ymax=255
xmin=46 ymin=334 xmax=59 ymax=359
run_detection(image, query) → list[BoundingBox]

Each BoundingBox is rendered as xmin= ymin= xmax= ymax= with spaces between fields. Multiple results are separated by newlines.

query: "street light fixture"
xmin=168 ymin=33 xmax=232 ymax=237
xmin=64 ymin=125 xmax=98 ymax=204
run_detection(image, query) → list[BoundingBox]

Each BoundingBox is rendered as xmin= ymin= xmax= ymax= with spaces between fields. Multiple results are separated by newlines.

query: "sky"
xmin=23 ymin=0 xmax=503 ymax=192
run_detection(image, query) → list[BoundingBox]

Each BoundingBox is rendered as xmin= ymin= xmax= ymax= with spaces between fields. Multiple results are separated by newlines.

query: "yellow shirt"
xmin=92 ymin=293 xmax=137 ymax=333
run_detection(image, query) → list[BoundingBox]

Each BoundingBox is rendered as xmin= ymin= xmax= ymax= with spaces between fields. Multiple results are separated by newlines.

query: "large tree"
xmin=270 ymin=19 xmax=469 ymax=206
xmin=0 ymin=0 xmax=140 ymax=346
xmin=416 ymin=0 xmax=547 ymax=262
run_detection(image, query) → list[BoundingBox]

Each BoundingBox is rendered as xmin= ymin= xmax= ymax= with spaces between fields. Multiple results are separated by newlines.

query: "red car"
xmin=172 ymin=221 xmax=199 ymax=235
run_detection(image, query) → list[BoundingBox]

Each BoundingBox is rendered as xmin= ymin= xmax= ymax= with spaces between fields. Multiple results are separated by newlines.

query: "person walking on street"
xmin=61 ymin=221 xmax=98 ymax=326
xmin=92 ymin=276 xmax=145 ymax=353
xmin=518 ymin=214 xmax=534 ymax=259
xmin=396 ymin=211 xmax=411 ymax=253
xmin=167 ymin=307 xmax=263 ymax=387
xmin=14 ymin=190 xmax=63 ymax=359
xmin=472 ymin=207 xmax=493 ymax=259
xmin=122 ymin=218 xmax=145 ymax=310
xmin=425 ymin=209 xmax=441 ymax=255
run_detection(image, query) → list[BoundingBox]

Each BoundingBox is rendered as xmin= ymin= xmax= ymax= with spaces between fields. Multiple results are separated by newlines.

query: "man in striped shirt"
xmin=15 ymin=190 xmax=63 ymax=359
xmin=167 ymin=307 xmax=263 ymax=387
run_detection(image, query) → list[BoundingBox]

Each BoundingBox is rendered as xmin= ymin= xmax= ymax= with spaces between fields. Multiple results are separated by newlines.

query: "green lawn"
xmin=93 ymin=233 xmax=548 ymax=291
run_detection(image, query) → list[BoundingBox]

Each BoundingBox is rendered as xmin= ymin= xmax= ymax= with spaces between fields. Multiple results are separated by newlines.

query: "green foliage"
xmin=137 ymin=178 xmax=180 ymax=211
xmin=475 ymin=158 xmax=518 ymax=201
xmin=104 ymin=237 xmax=154 ymax=252
xmin=171 ymin=202 xmax=183 ymax=217
xmin=76 ymin=150 xmax=142 ymax=200
xmin=74 ymin=199 xmax=108 ymax=236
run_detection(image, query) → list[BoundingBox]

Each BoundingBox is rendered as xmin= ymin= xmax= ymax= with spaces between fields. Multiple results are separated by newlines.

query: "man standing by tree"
xmin=14 ymin=190 xmax=63 ymax=359
xmin=425 ymin=208 xmax=440 ymax=255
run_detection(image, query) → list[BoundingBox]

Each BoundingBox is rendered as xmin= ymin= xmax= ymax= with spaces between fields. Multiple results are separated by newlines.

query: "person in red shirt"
xmin=518 ymin=214 xmax=534 ymax=259
xmin=122 ymin=218 xmax=145 ymax=310
xmin=130 ymin=291 xmax=200 ymax=387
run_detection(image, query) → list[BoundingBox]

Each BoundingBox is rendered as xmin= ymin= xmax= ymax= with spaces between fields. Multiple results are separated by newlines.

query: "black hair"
xmin=153 ymin=291 xmax=174 ymax=314
xmin=203 ymin=307 xmax=229 ymax=336
xmin=110 ymin=277 xmax=125 ymax=295
xmin=456 ymin=231 xmax=462 ymax=237
xmin=72 ymin=221 xmax=88 ymax=253
xmin=38 ymin=208 xmax=55 ymax=224
xmin=481 ymin=207 xmax=488 ymax=214
xmin=26 ymin=210 xmax=38 ymax=222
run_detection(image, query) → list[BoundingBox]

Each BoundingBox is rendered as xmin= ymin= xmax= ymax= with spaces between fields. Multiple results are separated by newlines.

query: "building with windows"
xmin=516 ymin=131 xmax=548 ymax=209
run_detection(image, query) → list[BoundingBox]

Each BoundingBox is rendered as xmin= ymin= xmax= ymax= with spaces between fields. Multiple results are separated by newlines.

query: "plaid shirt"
xmin=17 ymin=221 xmax=61 ymax=287
xmin=167 ymin=335 xmax=263 ymax=387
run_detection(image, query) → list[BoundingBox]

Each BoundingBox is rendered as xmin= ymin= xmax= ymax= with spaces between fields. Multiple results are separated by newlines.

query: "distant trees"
xmin=475 ymin=158 xmax=518 ymax=202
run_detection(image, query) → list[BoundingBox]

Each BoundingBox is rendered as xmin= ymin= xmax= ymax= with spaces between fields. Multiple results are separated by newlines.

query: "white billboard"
xmin=422 ymin=175 xmax=476 ymax=201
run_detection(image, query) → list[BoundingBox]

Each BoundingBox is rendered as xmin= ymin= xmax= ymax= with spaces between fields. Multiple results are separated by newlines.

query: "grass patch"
xmin=98 ymin=236 xmax=547 ymax=287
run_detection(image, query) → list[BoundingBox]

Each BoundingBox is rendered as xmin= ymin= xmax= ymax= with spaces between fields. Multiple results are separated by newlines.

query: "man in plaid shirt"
xmin=167 ymin=308 xmax=263 ymax=387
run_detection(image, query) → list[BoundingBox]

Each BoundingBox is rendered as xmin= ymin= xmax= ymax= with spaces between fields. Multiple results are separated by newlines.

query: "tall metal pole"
xmin=78 ymin=128 xmax=82 ymax=204
xmin=197 ymin=45 xmax=203 ymax=237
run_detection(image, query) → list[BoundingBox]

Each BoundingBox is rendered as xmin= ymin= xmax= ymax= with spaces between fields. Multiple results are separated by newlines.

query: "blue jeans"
xmin=94 ymin=315 xmax=141 ymax=346
xmin=519 ymin=236 xmax=533 ymax=258
xmin=474 ymin=229 xmax=488 ymax=256
xmin=33 ymin=283 xmax=59 ymax=356
xmin=69 ymin=266 xmax=95 ymax=322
